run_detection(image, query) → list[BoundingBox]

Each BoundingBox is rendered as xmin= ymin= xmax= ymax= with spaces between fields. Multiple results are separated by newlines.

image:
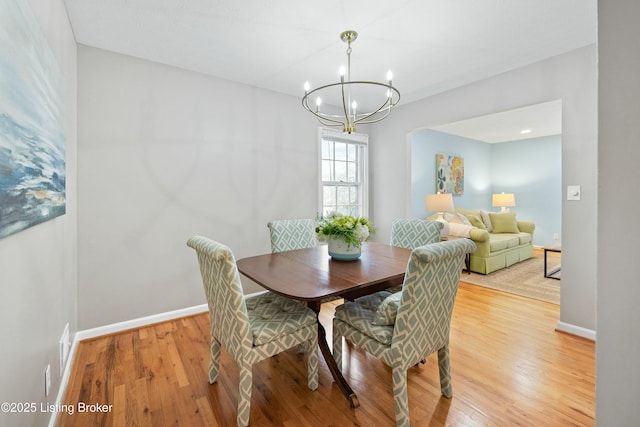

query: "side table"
xmin=544 ymin=243 xmax=561 ymax=280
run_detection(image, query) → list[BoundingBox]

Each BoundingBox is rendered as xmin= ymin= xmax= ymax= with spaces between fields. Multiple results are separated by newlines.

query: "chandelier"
xmin=302 ymin=30 xmax=401 ymax=133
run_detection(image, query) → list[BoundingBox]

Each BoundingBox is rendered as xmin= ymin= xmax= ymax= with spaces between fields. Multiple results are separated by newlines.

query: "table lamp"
xmin=492 ymin=192 xmax=516 ymax=213
xmin=425 ymin=193 xmax=454 ymax=238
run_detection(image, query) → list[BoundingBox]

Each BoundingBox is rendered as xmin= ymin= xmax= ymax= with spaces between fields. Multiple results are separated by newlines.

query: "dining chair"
xmin=267 ymin=218 xmax=322 ymax=350
xmin=390 ymin=218 xmax=443 ymax=249
xmin=332 ymin=238 xmax=477 ymax=427
xmin=267 ymin=218 xmax=317 ymax=252
xmin=385 ymin=218 xmax=444 ymax=294
xmin=187 ymin=236 xmax=319 ymax=427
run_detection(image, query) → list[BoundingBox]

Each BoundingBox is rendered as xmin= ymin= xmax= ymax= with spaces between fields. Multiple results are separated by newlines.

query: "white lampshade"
xmin=492 ymin=192 xmax=516 ymax=213
xmin=425 ymin=193 xmax=454 ymax=213
xmin=425 ymin=193 xmax=454 ymax=238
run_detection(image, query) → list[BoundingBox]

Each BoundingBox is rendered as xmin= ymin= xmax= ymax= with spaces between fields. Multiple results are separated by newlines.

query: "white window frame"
xmin=317 ymin=127 xmax=369 ymax=217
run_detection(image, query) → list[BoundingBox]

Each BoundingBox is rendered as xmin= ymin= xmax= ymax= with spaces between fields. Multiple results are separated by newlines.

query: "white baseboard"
xmin=74 ymin=304 xmax=209 ymax=341
xmin=556 ymin=321 xmax=596 ymax=341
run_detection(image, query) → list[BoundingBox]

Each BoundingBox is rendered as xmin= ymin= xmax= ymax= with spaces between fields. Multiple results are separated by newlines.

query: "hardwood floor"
xmin=57 ymin=282 xmax=594 ymax=426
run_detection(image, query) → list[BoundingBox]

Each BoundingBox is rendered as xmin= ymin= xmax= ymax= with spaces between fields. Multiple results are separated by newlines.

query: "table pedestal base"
xmin=308 ymin=301 xmax=360 ymax=408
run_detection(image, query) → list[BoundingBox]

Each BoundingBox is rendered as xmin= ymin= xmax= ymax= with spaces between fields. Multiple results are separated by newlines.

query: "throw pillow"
xmin=480 ymin=210 xmax=493 ymax=232
xmin=456 ymin=213 xmax=472 ymax=226
xmin=372 ymin=292 xmax=403 ymax=326
xmin=443 ymin=212 xmax=463 ymax=224
xmin=465 ymin=214 xmax=487 ymax=230
xmin=448 ymin=222 xmax=474 ymax=238
xmin=489 ymin=212 xmax=519 ymax=233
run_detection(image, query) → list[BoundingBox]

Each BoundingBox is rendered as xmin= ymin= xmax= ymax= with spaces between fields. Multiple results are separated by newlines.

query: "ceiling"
xmin=430 ymin=100 xmax=562 ymax=143
xmin=63 ymin=0 xmax=595 ymax=141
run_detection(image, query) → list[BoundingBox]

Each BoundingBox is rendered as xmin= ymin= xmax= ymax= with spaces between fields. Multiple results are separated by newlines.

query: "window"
xmin=318 ymin=128 xmax=369 ymax=217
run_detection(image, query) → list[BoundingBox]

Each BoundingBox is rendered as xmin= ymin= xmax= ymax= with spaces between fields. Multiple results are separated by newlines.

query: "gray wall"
xmin=597 ymin=0 xmax=640 ymax=424
xmin=76 ymin=44 xmax=597 ymax=336
xmin=0 ymin=0 xmax=77 ymax=426
xmin=369 ymin=45 xmax=597 ymax=334
xmin=77 ymin=46 xmax=321 ymax=329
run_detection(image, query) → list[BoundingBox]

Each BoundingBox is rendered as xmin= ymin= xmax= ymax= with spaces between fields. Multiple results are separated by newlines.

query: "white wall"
xmin=77 ymin=46 xmax=321 ymax=329
xmin=597 ymin=1 xmax=640 ymax=424
xmin=368 ymin=45 xmax=597 ymax=334
xmin=0 ymin=1 xmax=77 ymax=426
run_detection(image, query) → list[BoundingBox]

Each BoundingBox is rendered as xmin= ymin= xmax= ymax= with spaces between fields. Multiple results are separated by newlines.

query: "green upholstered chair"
xmin=267 ymin=219 xmax=317 ymax=253
xmin=187 ymin=236 xmax=319 ymax=427
xmin=390 ymin=218 xmax=443 ymax=249
xmin=332 ymin=239 xmax=477 ymax=427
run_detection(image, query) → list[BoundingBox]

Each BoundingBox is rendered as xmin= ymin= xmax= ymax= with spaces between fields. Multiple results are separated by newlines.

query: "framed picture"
xmin=0 ymin=0 xmax=66 ymax=239
xmin=436 ymin=154 xmax=464 ymax=195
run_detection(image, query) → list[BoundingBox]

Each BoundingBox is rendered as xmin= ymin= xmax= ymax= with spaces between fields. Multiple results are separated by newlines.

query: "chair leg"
xmin=391 ymin=367 xmax=410 ymax=427
xmin=237 ymin=361 xmax=252 ymax=427
xmin=209 ymin=338 xmax=221 ymax=384
xmin=307 ymin=337 xmax=319 ymax=391
xmin=332 ymin=323 xmax=343 ymax=371
xmin=437 ymin=345 xmax=453 ymax=398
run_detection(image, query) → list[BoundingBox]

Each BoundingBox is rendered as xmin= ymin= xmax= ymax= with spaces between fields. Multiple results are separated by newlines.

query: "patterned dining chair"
xmin=385 ymin=218 xmax=443 ymax=294
xmin=267 ymin=218 xmax=321 ymax=349
xmin=187 ymin=236 xmax=319 ymax=427
xmin=267 ymin=218 xmax=317 ymax=253
xmin=332 ymin=239 xmax=477 ymax=427
xmin=390 ymin=218 xmax=443 ymax=249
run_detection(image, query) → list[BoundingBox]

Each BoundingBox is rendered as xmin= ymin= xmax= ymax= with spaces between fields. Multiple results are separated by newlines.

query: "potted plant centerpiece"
xmin=316 ymin=213 xmax=375 ymax=260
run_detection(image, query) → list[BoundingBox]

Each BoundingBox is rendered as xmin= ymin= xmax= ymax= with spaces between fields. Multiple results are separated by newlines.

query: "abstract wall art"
xmin=0 ymin=0 xmax=66 ymax=239
xmin=435 ymin=154 xmax=464 ymax=195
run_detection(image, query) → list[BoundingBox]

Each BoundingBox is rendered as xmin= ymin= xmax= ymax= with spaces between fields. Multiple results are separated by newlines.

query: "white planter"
xmin=327 ymin=237 xmax=362 ymax=261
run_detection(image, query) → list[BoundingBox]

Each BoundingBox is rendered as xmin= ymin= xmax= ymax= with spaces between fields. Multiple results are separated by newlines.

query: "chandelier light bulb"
xmin=316 ymin=97 xmax=322 ymax=107
xmin=304 ymin=81 xmax=310 ymax=92
xmin=386 ymin=70 xmax=393 ymax=82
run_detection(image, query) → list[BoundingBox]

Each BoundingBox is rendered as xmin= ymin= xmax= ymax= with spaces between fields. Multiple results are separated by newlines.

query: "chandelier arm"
xmin=332 ymin=81 xmax=399 ymax=124
xmin=353 ymin=91 xmax=400 ymax=124
xmin=303 ymin=108 xmax=346 ymax=127
xmin=356 ymin=110 xmax=393 ymax=125
xmin=302 ymin=87 xmax=347 ymax=127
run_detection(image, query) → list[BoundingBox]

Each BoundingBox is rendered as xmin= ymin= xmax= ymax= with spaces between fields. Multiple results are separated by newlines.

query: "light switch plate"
xmin=567 ymin=185 xmax=581 ymax=201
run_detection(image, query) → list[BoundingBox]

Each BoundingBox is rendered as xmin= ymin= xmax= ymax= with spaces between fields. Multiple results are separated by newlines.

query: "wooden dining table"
xmin=236 ymin=241 xmax=412 ymax=408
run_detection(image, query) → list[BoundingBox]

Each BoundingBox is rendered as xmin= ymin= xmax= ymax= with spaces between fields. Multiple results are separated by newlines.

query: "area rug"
xmin=460 ymin=250 xmax=561 ymax=304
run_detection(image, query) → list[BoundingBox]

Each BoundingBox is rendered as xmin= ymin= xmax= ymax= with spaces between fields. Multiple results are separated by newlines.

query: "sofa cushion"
xmin=489 ymin=234 xmax=520 ymax=251
xmin=518 ymin=232 xmax=532 ymax=245
xmin=489 ymin=212 xmax=519 ymax=233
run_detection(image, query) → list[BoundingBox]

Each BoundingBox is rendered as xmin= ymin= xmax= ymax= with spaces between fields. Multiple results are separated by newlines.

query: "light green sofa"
xmin=431 ymin=208 xmax=535 ymax=275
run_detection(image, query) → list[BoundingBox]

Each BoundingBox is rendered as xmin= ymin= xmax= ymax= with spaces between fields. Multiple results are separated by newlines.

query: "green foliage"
xmin=316 ymin=213 xmax=375 ymax=249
